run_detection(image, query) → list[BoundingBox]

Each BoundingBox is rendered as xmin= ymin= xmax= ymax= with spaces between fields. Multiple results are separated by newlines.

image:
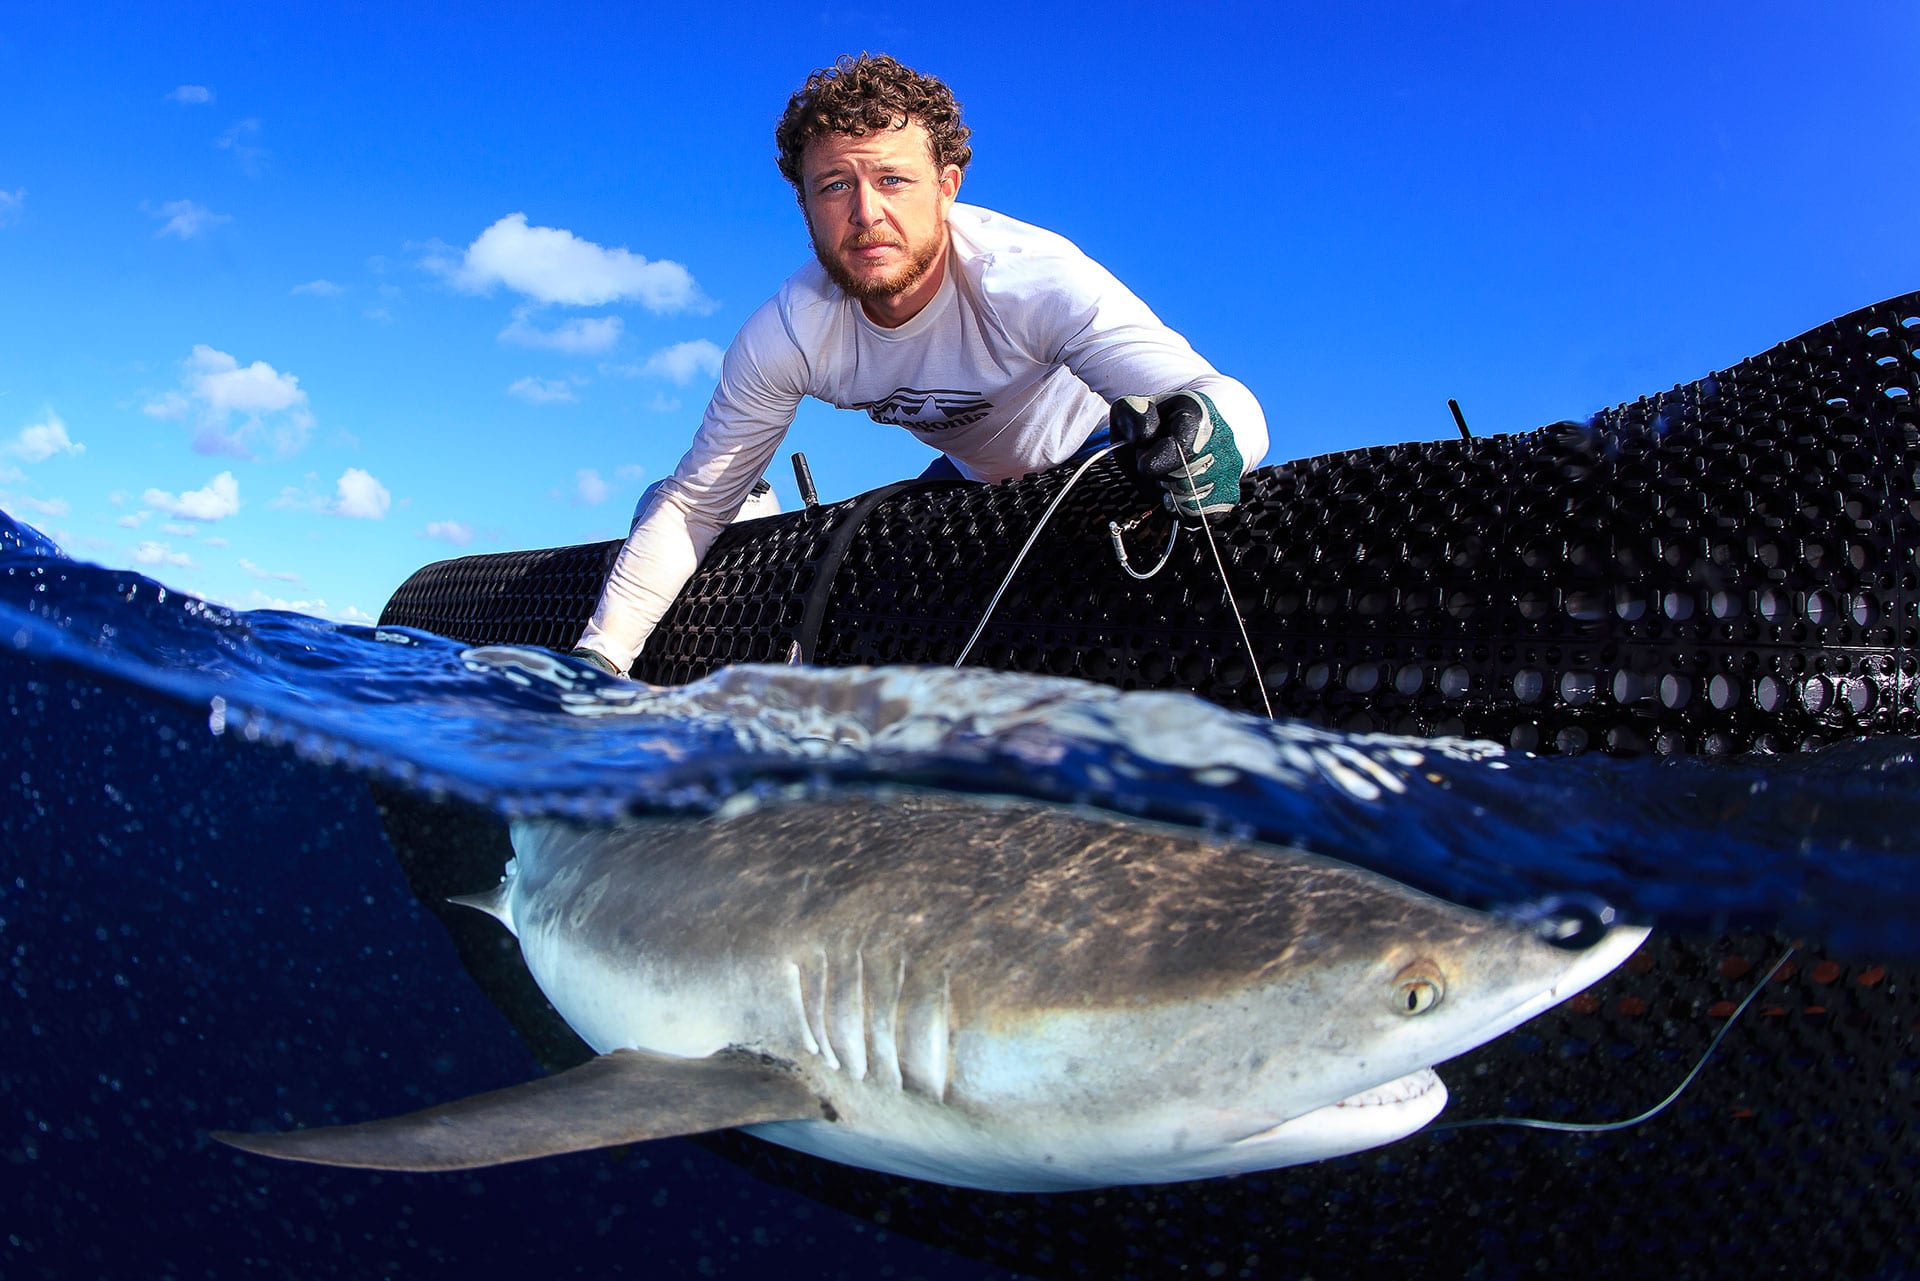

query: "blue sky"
xmin=2 ymin=3 xmax=1915 ymax=624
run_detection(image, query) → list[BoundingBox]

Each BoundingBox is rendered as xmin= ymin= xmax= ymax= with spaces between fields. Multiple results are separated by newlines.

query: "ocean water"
xmin=5 ymin=506 xmax=1919 ymax=1279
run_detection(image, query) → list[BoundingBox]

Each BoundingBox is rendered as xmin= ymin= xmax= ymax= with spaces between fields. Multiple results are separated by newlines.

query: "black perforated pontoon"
xmin=382 ymin=291 xmax=1920 ymax=758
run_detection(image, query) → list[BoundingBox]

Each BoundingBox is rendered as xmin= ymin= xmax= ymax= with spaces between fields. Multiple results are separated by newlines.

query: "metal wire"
xmin=1430 ymin=944 xmax=1797 ymax=1136
xmin=953 ymin=445 xmax=1118 ymax=669
xmin=956 ymin=438 xmax=1276 ymax=723
xmin=1175 ymin=437 xmax=1275 ymax=719
xmin=1108 ymin=515 xmax=1179 ymax=579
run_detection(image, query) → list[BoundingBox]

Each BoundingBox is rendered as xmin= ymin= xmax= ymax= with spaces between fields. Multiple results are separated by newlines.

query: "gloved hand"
xmin=1109 ymin=390 xmax=1244 ymax=524
xmin=569 ymin=646 xmax=622 ymax=677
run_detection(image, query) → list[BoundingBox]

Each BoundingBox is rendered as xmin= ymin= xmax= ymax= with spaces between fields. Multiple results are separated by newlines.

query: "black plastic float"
xmin=382 ymin=290 xmax=1920 ymax=758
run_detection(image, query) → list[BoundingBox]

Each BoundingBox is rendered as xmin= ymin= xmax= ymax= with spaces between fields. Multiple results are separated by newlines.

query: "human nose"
xmin=850 ymin=180 xmax=883 ymax=228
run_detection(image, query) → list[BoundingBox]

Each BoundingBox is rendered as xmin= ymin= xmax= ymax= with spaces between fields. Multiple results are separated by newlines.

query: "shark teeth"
xmin=1332 ymin=1068 xmax=1440 ymax=1109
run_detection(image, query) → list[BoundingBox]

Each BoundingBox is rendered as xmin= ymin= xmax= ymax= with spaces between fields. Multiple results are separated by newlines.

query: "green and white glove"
xmin=1109 ymin=390 xmax=1244 ymax=524
xmin=569 ymin=646 xmax=622 ymax=677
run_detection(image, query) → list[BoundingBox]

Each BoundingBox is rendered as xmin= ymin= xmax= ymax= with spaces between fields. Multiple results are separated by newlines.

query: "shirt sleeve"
xmin=996 ymin=248 xmax=1269 ymax=471
xmin=577 ymin=297 xmax=808 ymax=670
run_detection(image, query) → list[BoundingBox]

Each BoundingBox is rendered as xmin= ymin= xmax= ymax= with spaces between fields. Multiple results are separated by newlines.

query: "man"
xmin=573 ymin=53 xmax=1268 ymax=676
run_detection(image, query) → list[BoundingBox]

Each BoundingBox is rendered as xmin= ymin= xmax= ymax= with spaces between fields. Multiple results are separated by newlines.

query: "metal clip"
xmin=1108 ymin=513 xmax=1179 ymax=580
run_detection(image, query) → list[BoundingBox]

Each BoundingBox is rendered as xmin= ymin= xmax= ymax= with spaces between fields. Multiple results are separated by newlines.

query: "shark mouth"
xmin=1332 ymin=1067 xmax=1441 ymax=1110
xmin=1229 ymin=1068 xmax=1446 ymax=1153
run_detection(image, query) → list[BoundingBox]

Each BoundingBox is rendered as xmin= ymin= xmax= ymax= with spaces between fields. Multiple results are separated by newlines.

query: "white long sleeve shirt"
xmin=579 ymin=203 xmax=1269 ymax=670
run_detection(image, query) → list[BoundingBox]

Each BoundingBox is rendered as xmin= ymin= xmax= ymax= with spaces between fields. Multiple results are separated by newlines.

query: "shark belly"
xmin=743 ymin=1068 xmax=1451 ymax=1192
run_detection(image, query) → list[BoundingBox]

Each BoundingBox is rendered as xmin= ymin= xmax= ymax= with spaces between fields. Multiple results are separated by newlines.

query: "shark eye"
xmin=1391 ymin=962 xmax=1444 ymax=1016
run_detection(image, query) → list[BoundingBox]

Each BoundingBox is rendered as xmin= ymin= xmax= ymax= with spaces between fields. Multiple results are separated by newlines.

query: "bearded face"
xmin=799 ymin=121 xmax=962 ymax=326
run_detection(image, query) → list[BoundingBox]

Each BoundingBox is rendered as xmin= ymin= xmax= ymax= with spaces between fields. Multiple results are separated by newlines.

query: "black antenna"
xmin=1448 ymin=399 xmax=1473 ymax=441
xmin=791 ymin=452 xmax=819 ymax=511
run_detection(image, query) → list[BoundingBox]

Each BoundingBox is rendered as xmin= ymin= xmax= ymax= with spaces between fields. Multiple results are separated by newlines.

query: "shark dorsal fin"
xmin=213 ymin=1049 xmax=822 ymax=1171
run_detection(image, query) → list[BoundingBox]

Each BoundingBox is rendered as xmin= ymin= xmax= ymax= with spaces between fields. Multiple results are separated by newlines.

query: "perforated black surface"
xmin=381 ymin=291 xmax=1920 ymax=759
xmin=377 ymin=539 xmax=624 ymax=655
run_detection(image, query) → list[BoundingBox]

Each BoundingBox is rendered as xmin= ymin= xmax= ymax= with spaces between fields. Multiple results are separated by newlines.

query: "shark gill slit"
xmin=872 ymin=952 xmax=905 ymax=1092
xmin=784 ymin=960 xmax=820 ymax=1057
xmin=938 ymin=969 xmax=954 ymax=1104
xmin=833 ymin=945 xmax=869 ymax=1081
xmin=856 ymin=944 xmax=880 ymax=1086
xmin=898 ymin=956 xmax=950 ymax=1100
xmin=812 ymin=949 xmax=841 ymax=1072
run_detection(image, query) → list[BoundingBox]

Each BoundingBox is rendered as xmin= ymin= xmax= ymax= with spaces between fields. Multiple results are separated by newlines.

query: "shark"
xmin=216 ymin=788 xmax=1649 ymax=1191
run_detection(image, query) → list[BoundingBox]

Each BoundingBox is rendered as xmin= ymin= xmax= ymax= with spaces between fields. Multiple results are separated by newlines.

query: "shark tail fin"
xmin=212 ymin=1048 xmax=822 ymax=1172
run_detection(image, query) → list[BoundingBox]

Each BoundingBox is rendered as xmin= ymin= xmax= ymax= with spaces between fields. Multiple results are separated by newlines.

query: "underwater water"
xmin=4 ymin=506 xmax=1919 ymax=1279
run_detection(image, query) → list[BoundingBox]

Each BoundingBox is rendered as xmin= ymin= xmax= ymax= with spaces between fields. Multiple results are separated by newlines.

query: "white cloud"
xmin=292 ymin=279 xmax=344 ymax=297
xmin=274 ymin=473 xmax=395 ymax=521
xmin=116 ymin=511 xmax=151 ymax=529
xmin=204 ymin=536 xmax=229 ymax=548
xmin=224 ymin=589 xmax=373 ymax=625
xmin=499 ymin=312 xmax=623 ymax=355
xmin=270 ymin=484 xmax=324 ymax=514
xmin=646 ymin=393 xmax=681 ymax=414
xmin=239 ymin=589 xmax=327 ymax=613
xmin=438 ymin=213 xmax=712 ymax=312
xmin=190 ymin=346 xmax=303 ymax=417
xmin=148 ymin=198 xmax=230 ymax=240
xmin=167 ymin=85 xmax=213 ymax=104
xmin=507 ymin=376 xmax=578 ymax=405
xmin=218 ymin=118 xmax=267 ymax=176
xmin=146 ymin=345 xmax=312 ymax=458
xmin=575 ymin=468 xmax=610 ymax=505
xmin=616 ymin=463 xmax=647 ymax=481
xmin=133 ymin=540 xmax=194 ymax=568
xmin=0 ymin=189 xmax=22 ymax=228
xmin=161 ymin=522 xmax=199 ymax=537
xmin=144 ymin=471 xmax=240 ymax=521
xmin=15 ymin=495 xmax=69 ymax=518
xmin=423 ymin=520 xmax=475 ymax=545
xmin=8 ymin=412 xmax=82 ymax=462
xmin=334 ymin=467 xmax=391 ymax=520
xmin=641 ymin=339 xmax=724 ymax=385
xmin=0 ymin=464 xmax=22 ymax=484
xmin=142 ymin=391 xmax=188 ymax=421
xmin=239 ymin=557 xmax=301 ymax=583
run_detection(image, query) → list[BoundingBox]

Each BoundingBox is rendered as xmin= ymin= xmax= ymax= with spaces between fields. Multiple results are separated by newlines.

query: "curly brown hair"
xmin=775 ymin=54 xmax=973 ymax=191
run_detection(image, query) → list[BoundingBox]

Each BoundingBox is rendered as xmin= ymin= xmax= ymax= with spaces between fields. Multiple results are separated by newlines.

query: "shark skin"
xmin=218 ymin=790 xmax=1648 ymax=1191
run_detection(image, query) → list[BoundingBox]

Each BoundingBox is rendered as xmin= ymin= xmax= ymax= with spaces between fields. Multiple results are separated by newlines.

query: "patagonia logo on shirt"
xmin=855 ymin=387 xmax=993 ymax=432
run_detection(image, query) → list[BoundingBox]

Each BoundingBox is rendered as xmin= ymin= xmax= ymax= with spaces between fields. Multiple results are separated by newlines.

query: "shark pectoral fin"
xmin=212 ymin=1048 xmax=823 ymax=1172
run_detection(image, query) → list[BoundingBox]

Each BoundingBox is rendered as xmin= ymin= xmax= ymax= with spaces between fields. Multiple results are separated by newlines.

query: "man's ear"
xmin=940 ymin=164 xmax=963 ymax=204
